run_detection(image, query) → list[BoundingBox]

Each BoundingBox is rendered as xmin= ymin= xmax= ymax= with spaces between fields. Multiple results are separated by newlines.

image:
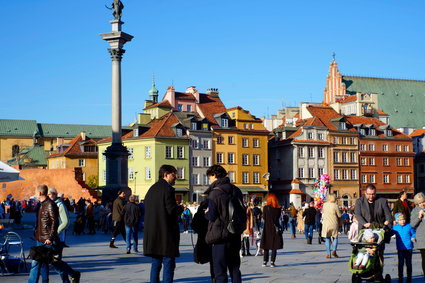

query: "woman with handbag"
xmin=260 ymin=194 xmax=283 ymax=267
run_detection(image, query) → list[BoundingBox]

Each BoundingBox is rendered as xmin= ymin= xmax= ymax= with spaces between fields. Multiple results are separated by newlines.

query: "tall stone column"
xmin=100 ymin=7 xmax=133 ymax=202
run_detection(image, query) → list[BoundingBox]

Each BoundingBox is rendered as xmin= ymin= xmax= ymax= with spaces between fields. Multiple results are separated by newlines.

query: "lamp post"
xmin=101 ymin=0 xmax=133 ymax=203
xmin=134 ymin=171 xmax=138 ymax=193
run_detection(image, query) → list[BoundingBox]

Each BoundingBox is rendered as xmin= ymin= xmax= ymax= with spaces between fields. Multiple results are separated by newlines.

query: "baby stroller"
xmin=349 ymin=228 xmax=391 ymax=283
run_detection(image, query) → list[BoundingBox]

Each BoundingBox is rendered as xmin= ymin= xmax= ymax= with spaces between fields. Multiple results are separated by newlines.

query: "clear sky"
xmin=3 ymin=0 xmax=425 ymax=126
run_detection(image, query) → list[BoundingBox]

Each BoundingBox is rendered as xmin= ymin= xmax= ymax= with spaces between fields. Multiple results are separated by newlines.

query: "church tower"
xmin=149 ymin=75 xmax=159 ymax=104
xmin=323 ymin=54 xmax=347 ymax=105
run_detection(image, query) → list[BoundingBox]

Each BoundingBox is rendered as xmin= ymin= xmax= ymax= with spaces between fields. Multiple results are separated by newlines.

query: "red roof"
xmin=377 ymin=109 xmax=389 ymax=115
xmin=344 ymin=116 xmax=410 ymax=139
xmin=306 ymin=106 xmax=342 ymax=130
xmin=197 ymin=93 xmax=227 ymax=125
xmin=175 ymin=92 xmax=196 ymax=101
xmin=410 ymin=129 xmax=425 ymax=138
xmin=48 ymin=135 xmax=99 ymax=158
xmin=144 ymin=100 xmax=173 ymax=110
xmin=337 ymin=95 xmax=357 ymax=104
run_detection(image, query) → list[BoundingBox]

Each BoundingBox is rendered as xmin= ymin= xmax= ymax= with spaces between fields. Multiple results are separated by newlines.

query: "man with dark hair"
xmin=205 ymin=164 xmax=244 ymax=283
xmin=123 ymin=194 xmax=141 ymax=254
xmin=354 ymin=184 xmax=392 ymax=229
xmin=144 ymin=165 xmax=184 ymax=283
xmin=109 ymin=190 xmax=126 ymax=248
xmin=392 ymin=190 xmax=412 ymax=223
xmin=28 ymin=184 xmax=59 ymax=283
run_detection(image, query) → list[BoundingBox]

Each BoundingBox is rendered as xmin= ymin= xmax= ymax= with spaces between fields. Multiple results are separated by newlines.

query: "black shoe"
xmin=63 ymin=243 xmax=70 ymax=248
xmin=71 ymin=271 xmax=81 ymax=283
xmin=246 ymin=252 xmax=252 ymax=256
xmin=126 ymin=249 xmax=131 ymax=254
xmin=134 ymin=249 xmax=139 ymax=253
xmin=109 ymin=243 xmax=118 ymax=248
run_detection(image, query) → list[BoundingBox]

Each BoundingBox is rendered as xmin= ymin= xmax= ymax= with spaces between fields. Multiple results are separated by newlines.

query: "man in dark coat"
xmin=123 ymin=194 xmax=141 ymax=254
xmin=303 ymin=201 xmax=317 ymax=244
xmin=354 ymin=184 xmax=392 ymax=229
xmin=109 ymin=190 xmax=126 ymax=248
xmin=144 ymin=165 xmax=183 ymax=283
xmin=205 ymin=165 xmax=244 ymax=283
xmin=392 ymin=190 xmax=412 ymax=223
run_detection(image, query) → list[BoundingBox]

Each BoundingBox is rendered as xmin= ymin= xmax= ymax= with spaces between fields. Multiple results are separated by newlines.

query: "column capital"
xmin=108 ymin=48 xmax=126 ymax=61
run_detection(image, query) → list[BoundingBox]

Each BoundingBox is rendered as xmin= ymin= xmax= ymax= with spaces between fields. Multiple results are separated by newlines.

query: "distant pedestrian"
xmin=288 ymin=203 xmax=297 ymax=238
xmin=144 ymin=165 xmax=184 ymax=283
xmin=393 ymin=190 xmax=412 ymax=224
xmin=260 ymin=194 xmax=283 ymax=268
xmin=303 ymin=201 xmax=316 ymax=244
xmin=86 ymin=200 xmax=96 ymax=234
xmin=123 ymin=194 xmax=141 ymax=254
xmin=410 ymin=192 xmax=425 ymax=280
xmin=181 ymin=206 xmax=192 ymax=234
xmin=109 ymin=190 xmax=126 ymax=248
xmin=321 ymin=194 xmax=341 ymax=258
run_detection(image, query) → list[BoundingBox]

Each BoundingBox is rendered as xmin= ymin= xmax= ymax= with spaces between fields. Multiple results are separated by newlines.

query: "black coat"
xmin=143 ymin=179 xmax=183 ymax=258
xmin=303 ymin=207 xmax=317 ymax=225
xmin=260 ymin=206 xmax=283 ymax=250
xmin=122 ymin=202 xmax=141 ymax=227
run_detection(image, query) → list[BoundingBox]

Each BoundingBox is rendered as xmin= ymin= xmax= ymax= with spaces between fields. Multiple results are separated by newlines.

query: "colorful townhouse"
xmin=213 ymin=106 xmax=270 ymax=202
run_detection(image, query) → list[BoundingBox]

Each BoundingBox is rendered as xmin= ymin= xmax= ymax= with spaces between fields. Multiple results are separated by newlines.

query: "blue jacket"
xmin=392 ymin=223 xmax=416 ymax=250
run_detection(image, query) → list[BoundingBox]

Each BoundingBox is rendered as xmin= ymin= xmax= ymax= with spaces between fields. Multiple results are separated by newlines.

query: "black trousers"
xmin=420 ymin=249 xmax=425 ymax=277
xmin=263 ymin=249 xmax=277 ymax=264
xmin=397 ymin=249 xmax=412 ymax=279
xmin=211 ymin=237 xmax=241 ymax=283
xmin=111 ymin=221 xmax=126 ymax=241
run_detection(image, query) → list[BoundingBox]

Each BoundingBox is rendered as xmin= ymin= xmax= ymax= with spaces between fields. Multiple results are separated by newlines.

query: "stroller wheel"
xmin=384 ymin=274 xmax=391 ymax=283
xmin=351 ymin=273 xmax=361 ymax=283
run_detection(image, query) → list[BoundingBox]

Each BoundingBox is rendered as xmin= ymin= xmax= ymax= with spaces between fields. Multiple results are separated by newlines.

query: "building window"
xmin=12 ymin=145 xmax=20 ymax=157
xmin=203 ymin=156 xmax=211 ymax=167
xmin=177 ymin=167 xmax=184 ymax=179
xmin=342 ymin=152 xmax=347 ymax=163
xmin=165 ymin=146 xmax=173 ymax=159
xmin=405 ymin=175 xmax=410 ymax=183
xmin=383 ymin=144 xmax=388 ymax=152
xmin=369 ymin=158 xmax=375 ymax=166
xmin=128 ymin=168 xmax=134 ymax=180
xmin=384 ymin=174 xmax=390 ymax=184
xmin=361 ymin=157 xmax=367 ymax=165
xmin=370 ymin=174 xmax=376 ymax=183
xmin=318 ymin=133 xmax=324 ymax=141
xmin=404 ymin=158 xmax=409 ymax=166
xmin=253 ymin=172 xmax=260 ymax=184
xmin=242 ymin=138 xmax=249 ymax=148
xmin=351 ymin=169 xmax=357 ymax=180
xmin=350 ymin=137 xmax=355 ymax=145
xmin=369 ymin=144 xmax=375 ymax=151
xmin=202 ymin=139 xmax=210 ymax=149
xmin=216 ymin=153 xmax=224 ymax=164
xmin=202 ymin=123 xmax=209 ymax=131
xmin=253 ymin=154 xmax=260 ymax=166
xmin=308 ymin=147 xmax=315 ymax=158
xmin=103 ymin=170 xmax=106 ymax=182
xmin=383 ymin=158 xmax=389 ymax=166
xmin=176 ymin=128 xmax=183 ymax=137
xmin=397 ymin=175 xmax=403 ymax=184
xmin=242 ymin=154 xmax=249 ymax=165
xmin=404 ymin=145 xmax=409 ymax=152
xmin=78 ymin=159 xmax=85 ymax=167
xmin=242 ymin=172 xmax=249 ymax=184
xmin=145 ymin=167 xmax=151 ymax=180
xmin=298 ymin=168 xmax=304 ymax=178
xmin=203 ymin=174 xmax=209 ymax=185
xmin=342 ymin=169 xmax=348 ymax=180
xmin=370 ymin=129 xmax=376 ymax=136
xmin=340 ymin=122 xmax=346 ymax=130
xmin=334 ymin=137 xmax=339 ymax=144
xmin=192 ymin=174 xmax=199 ymax=185
xmin=82 ymin=172 xmax=86 ymax=181
xmin=318 ymin=168 xmax=324 ymax=177
xmin=228 ymin=153 xmax=235 ymax=164
xmin=334 ymin=169 xmax=340 ymax=180
xmin=178 ymin=104 xmax=183 ymax=111
xmin=192 ymin=156 xmax=199 ymax=167
xmin=191 ymin=139 xmax=199 ymax=149
xmin=396 ymin=158 xmax=402 ymax=166
xmin=334 ymin=152 xmax=339 ymax=163
xmin=145 ymin=146 xmax=151 ymax=158
xmin=318 ymin=147 xmax=325 ymax=158
xmin=133 ymin=128 xmax=139 ymax=137
xmin=221 ymin=118 xmax=228 ymax=128
xmin=341 ymin=137 xmax=347 ymax=145
xmin=298 ymin=147 xmax=305 ymax=158
xmin=308 ymin=168 xmax=314 ymax=178
xmin=177 ymin=146 xmax=184 ymax=159
xmin=307 ymin=132 xmax=313 ymax=140
xmin=217 ymin=136 xmax=224 ymax=144
xmin=187 ymin=105 xmax=192 ymax=112
xmin=228 ymin=136 xmax=234 ymax=144
xmin=191 ymin=122 xmax=197 ymax=130
xmin=396 ymin=145 xmax=401 ymax=152
xmin=102 ymin=150 xmax=106 ymax=161
xmin=361 ymin=175 xmax=367 ymax=184
xmin=128 ymin=147 xmax=134 ymax=159
xmin=350 ymin=152 xmax=356 ymax=163
xmin=387 ymin=130 xmax=393 ymax=137
xmin=360 ymin=144 xmax=366 ymax=151
xmin=228 ymin=171 xmax=235 ymax=183
xmin=253 ymin=138 xmax=260 ymax=148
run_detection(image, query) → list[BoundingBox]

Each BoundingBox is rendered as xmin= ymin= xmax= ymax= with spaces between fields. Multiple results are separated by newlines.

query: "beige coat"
xmin=321 ymin=202 xmax=341 ymax=238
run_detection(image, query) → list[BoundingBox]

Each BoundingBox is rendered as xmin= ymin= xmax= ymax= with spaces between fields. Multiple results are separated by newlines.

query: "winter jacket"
xmin=303 ymin=207 xmax=317 ymax=225
xmin=123 ymin=202 xmax=141 ymax=227
xmin=392 ymin=223 xmax=416 ymax=250
xmin=35 ymin=198 xmax=59 ymax=243
xmin=410 ymin=206 xmax=425 ymax=250
xmin=321 ymin=201 xmax=341 ymax=238
xmin=112 ymin=197 xmax=125 ymax=222
xmin=260 ymin=205 xmax=283 ymax=250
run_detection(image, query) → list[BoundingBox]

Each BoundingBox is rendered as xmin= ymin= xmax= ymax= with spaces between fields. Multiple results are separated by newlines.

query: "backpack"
xmin=218 ymin=186 xmax=247 ymax=235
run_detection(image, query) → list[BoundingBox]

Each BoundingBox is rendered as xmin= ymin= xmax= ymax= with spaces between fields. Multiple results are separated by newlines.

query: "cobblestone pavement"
xmin=1 ymin=213 xmax=423 ymax=282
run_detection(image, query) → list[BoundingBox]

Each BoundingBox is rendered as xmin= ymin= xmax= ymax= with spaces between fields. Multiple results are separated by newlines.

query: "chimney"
xmin=186 ymin=86 xmax=200 ymax=103
xmin=57 ymin=137 xmax=64 ymax=146
xmin=207 ymin=88 xmax=219 ymax=96
xmin=165 ymin=86 xmax=175 ymax=108
xmin=80 ymin=131 xmax=87 ymax=141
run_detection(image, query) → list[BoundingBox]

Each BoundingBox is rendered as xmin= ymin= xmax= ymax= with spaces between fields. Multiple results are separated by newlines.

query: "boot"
xmin=291 ymin=234 xmax=295 ymax=239
xmin=332 ymin=250 xmax=338 ymax=258
xmin=306 ymin=237 xmax=312 ymax=244
xmin=109 ymin=239 xmax=118 ymax=248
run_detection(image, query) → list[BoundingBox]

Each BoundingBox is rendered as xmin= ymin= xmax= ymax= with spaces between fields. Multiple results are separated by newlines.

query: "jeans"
xmin=28 ymin=243 xmax=52 ymax=283
xmin=304 ymin=224 xmax=314 ymax=239
xmin=211 ymin=237 xmax=241 ymax=283
xmin=125 ymin=225 xmax=138 ymax=251
xmin=288 ymin=217 xmax=297 ymax=235
xmin=325 ymin=237 xmax=338 ymax=254
xmin=150 ymin=256 xmax=175 ymax=283
xmin=397 ymin=249 xmax=412 ymax=280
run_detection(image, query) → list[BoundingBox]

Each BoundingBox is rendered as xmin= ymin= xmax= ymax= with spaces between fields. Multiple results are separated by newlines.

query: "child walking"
xmin=392 ymin=212 xmax=416 ymax=283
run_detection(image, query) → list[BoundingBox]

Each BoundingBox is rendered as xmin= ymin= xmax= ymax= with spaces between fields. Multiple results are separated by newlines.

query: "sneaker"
xmin=71 ymin=271 xmax=81 ymax=283
xmin=262 ymin=262 xmax=267 ymax=267
xmin=270 ymin=263 xmax=276 ymax=268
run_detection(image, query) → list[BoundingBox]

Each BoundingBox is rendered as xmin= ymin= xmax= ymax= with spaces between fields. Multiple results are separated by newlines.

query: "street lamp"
xmin=134 ymin=171 xmax=138 ymax=193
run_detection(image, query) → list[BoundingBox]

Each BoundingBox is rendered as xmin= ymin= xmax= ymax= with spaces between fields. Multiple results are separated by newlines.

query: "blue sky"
xmin=3 ymin=0 xmax=425 ymax=126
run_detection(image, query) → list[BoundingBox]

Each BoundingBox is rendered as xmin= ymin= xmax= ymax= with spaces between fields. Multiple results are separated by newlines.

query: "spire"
xmin=149 ymin=74 xmax=159 ymax=103
xmin=332 ymin=52 xmax=336 ymax=63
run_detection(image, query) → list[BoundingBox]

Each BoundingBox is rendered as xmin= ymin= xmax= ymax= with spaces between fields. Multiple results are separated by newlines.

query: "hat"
xmin=395 ymin=213 xmax=405 ymax=222
xmin=48 ymin=187 xmax=57 ymax=194
xmin=363 ymin=229 xmax=374 ymax=241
